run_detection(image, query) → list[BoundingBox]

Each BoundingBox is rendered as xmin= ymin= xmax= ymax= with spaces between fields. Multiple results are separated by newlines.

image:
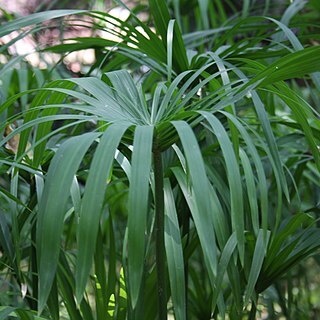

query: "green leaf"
xmin=200 ymin=112 xmax=245 ymax=264
xmin=172 ymin=121 xmax=217 ymax=284
xmin=57 ymin=252 xmax=86 ymax=320
xmin=198 ymin=0 xmax=209 ymax=29
xmin=239 ymin=149 xmax=259 ymax=234
xmin=167 ymin=20 xmax=175 ymax=82
xmin=149 ymin=0 xmax=188 ymax=71
xmin=164 ymin=179 xmax=186 ymax=320
xmin=0 ymin=10 xmax=86 ymax=38
xmin=212 ymin=233 xmax=237 ymax=312
xmin=33 ymin=81 xmax=75 ymax=167
xmin=270 ymin=83 xmax=320 ymax=172
xmin=105 ymin=70 xmax=149 ymax=123
xmin=244 ymin=230 xmax=270 ymax=306
xmin=76 ymin=122 xmax=130 ymax=302
xmin=149 ymin=0 xmax=171 ymax=44
xmin=127 ymin=125 xmax=154 ymax=308
xmin=37 ymin=132 xmax=99 ymax=312
xmin=0 ymin=307 xmax=16 ymax=319
xmin=220 ymin=111 xmax=268 ymax=234
xmin=249 ymin=47 xmax=320 ymax=87
xmin=267 ymin=213 xmax=314 ymax=267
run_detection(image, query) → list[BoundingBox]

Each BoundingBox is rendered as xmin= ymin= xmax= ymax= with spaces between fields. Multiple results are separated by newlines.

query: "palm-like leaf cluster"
xmin=0 ymin=0 xmax=320 ymax=319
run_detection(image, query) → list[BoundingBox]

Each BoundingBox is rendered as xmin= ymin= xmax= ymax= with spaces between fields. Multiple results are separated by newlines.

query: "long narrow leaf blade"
xmin=76 ymin=123 xmax=130 ymax=302
xmin=0 ymin=10 xmax=86 ymax=38
xmin=172 ymin=121 xmax=217 ymax=284
xmin=245 ymin=230 xmax=270 ymax=306
xmin=127 ymin=125 xmax=154 ymax=308
xmin=199 ymin=112 xmax=245 ymax=263
xmin=164 ymin=179 xmax=186 ymax=320
xmin=37 ymin=132 xmax=99 ymax=312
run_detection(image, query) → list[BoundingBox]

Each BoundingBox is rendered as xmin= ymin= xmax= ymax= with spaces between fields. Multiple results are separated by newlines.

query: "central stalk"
xmin=153 ymin=147 xmax=167 ymax=320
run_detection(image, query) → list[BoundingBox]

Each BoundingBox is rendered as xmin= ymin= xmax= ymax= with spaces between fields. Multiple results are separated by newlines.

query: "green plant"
xmin=1 ymin=0 xmax=320 ymax=319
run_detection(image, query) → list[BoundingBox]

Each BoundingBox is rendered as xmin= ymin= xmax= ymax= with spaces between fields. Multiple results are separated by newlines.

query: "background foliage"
xmin=0 ymin=0 xmax=320 ymax=319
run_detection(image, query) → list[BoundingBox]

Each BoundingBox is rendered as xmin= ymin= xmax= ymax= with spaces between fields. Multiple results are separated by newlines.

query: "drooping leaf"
xmin=200 ymin=112 xmax=244 ymax=264
xmin=164 ymin=179 xmax=186 ymax=320
xmin=127 ymin=125 xmax=154 ymax=308
xmin=76 ymin=122 xmax=130 ymax=302
xmin=37 ymin=132 xmax=100 ymax=312
xmin=172 ymin=121 xmax=217 ymax=285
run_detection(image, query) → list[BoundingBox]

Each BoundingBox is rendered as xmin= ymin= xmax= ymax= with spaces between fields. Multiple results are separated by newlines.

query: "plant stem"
xmin=153 ymin=148 xmax=167 ymax=320
xmin=249 ymin=302 xmax=257 ymax=320
xmin=30 ymin=177 xmax=38 ymax=310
